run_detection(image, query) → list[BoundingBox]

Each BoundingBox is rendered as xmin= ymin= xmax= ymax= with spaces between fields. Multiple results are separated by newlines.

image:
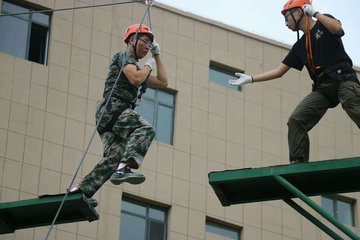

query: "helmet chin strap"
xmin=290 ymin=10 xmax=305 ymax=41
xmin=130 ymin=37 xmax=140 ymax=60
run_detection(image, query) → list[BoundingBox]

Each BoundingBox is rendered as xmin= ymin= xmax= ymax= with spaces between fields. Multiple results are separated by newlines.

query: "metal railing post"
xmin=274 ymin=175 xmax=360 ymax=240
xmin=283 ymin=197 xmax=343 ymax=240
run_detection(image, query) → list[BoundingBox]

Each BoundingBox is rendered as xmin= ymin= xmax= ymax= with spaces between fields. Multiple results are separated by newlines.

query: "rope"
xmin=303 ymin=0 xmax=319 ymax=72
xmin=305 ymin=16 xmax=320 ymax=72
xmin=0 ymin=0 xmax=143 ymax=17
xmin=147 ymin=5 xmax=153 ymax=29
xmin=135 ymin=3 xmax=154 ymax=104
xmin=43 ymin=2 xmax=154 ymax=240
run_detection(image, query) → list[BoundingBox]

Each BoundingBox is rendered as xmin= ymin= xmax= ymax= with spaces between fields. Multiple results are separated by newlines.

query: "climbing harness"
xmin=42 ymin=1 xmax=156 ymax=240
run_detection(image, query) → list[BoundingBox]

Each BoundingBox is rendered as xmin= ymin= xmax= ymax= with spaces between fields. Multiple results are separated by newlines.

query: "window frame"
xmin=209 ymin=61 xmax=244 ymax=91
xmin=206 ymin=218 xmax=241 ymax=240
xmin=136 ymin=87 xmax=176 ymax=145
xmin=321 ymin=195 xmax=356 ymax=226
xmin=0 ymin=0 xmax=51 ymax=65
xmin=120 ymin=197 xmax=168 ymax=240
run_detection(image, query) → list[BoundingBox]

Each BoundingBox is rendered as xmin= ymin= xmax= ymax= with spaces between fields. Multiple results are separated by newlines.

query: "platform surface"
xmin=209 ymin=157 xmax=360 ymax=206
xmin=0 ymin=193 xmax=99 ymax=234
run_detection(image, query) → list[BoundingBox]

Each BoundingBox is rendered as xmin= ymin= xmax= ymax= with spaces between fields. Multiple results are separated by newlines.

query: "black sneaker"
xmin=290 ymin=159 xmax=305 ymax=164
xmin=68 ymin=188 xmax=98 ymax=208
xmin=110 ymin=166 xmax=146 ymax=185
xmin=86 ymin=197 xmax=98 ymax=208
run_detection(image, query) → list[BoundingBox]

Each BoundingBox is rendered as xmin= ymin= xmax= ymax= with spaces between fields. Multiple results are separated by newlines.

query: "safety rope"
xmin=0 ymin=0 xmax=143 ymax=17
xmin=305 ymin=9 xmax=320 ymax=72
xmin=301 ymin=0 xmax=319 ymax=72
xmin=43 ymin=1 xmax=155 ymax=240
xmin=135 ymin=0 xmax=154 ymax=105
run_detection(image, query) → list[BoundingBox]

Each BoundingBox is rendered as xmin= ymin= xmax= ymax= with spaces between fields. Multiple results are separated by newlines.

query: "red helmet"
xmin=281 ymin=0 xmax=311 ymax=15
xmin=123 ymin=24 xmax=154 ymax=44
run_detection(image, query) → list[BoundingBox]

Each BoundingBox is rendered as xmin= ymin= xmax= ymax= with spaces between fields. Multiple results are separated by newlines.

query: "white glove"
xmin=150 ymin=40 xmax=160 ymax=56
xmin=144 ymin=58 xmax=156 ymax=70
xmin=303 ymin=4 xmax=318 ymax=17
xmin=228 ymin=73 xmax=253 ymax=86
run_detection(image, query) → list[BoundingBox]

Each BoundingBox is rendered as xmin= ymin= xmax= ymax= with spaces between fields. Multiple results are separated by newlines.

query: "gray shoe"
xmin=110 ymin=166 xmax=146 ymax=185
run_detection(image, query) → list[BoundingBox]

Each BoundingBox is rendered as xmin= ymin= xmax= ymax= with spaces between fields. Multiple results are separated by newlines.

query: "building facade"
xmin=0 ymin=0 xmax=359 ymax=239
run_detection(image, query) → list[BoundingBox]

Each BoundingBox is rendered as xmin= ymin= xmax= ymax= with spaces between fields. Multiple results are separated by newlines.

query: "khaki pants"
xmin=288 ymin=79 xmax=360 ymax=163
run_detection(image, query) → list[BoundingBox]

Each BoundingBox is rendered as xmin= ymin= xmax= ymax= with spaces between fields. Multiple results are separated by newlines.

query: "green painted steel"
xmin=208 ymin=157 xmax=360 ymax=240
xmin=0 ymin=193 xmax=99 ymax=234
xmin=208 ymin=157 xmax=360 ymax=206
xmin=275 ymin=175 xmax=360 ymax=240
xmin=283 ymin=197 xmax=344 ymax=240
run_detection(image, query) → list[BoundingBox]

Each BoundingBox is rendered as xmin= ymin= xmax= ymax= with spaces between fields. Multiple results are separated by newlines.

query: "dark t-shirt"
xmin=103 ymin=51 xmax=140 ymax=104
xmin=282 ymin=14 xmax=353 ymax=81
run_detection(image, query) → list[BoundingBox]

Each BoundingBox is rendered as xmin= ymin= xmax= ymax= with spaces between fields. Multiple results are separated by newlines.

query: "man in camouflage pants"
xmin=70 ymin=24 xmax=168 ymax=204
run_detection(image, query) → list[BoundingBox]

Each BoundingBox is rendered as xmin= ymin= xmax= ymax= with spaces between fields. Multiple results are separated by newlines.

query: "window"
xmin=136 ymin=88 xmax=175 ymax=145
xmin=120 ymin=198 xmax=168 ymax=240
xmin=321 ymin=195 xmax=355 ymax=226
xmin=0 ymin=0 xmax=50 ymax=64
xmin=206 ymin=220 xmax=241 ymax=240
xmin=209 ymin=62 xmax=242 ymax=91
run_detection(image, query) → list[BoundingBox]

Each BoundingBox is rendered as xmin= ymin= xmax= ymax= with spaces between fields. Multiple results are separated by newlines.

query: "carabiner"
xmin=145 ymin=0 xmax=155 ymax=6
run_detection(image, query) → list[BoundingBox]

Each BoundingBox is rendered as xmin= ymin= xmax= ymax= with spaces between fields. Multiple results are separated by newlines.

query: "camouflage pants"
xmin=78 ymin=106 xmax=155 ymax=197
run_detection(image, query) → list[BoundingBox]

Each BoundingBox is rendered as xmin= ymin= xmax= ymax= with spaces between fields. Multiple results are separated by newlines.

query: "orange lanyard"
xmin=305 ymin=17 xmax=320 ymax=72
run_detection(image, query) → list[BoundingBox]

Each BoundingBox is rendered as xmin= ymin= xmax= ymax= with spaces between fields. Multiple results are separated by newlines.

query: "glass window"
xmin=321 ymin=195 xmax=355 ymax=226
xmin=136 ymin=88 xmax=175 ymax=145
xmin=0 ymin=0 xmax=50 ymax=65
xmin=209 ymin=62 xmax=243 ymax=91
xmin=206 ymin=220 xmax=241 ymax=240
xmin=120 ymin=198 xmax=168 ymax=240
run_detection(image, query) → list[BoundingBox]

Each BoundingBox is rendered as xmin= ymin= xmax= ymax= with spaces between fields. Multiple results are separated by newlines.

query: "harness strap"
xmin=317 ymin=62 xmax=353 ymax=79
xmin=135 ymin=71 xmax=151 ymax=105
xmin=97 ymin=95 xmax=132 ymax=135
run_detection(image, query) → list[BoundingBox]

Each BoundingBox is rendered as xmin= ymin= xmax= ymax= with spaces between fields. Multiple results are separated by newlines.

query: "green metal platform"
xmin=208 ymin=157 xmax=360 ymax=240
xmin=0 ymin=193 xmax=99 ymax=234
xmin=209 ymin=157 xmax=360 ymax=206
